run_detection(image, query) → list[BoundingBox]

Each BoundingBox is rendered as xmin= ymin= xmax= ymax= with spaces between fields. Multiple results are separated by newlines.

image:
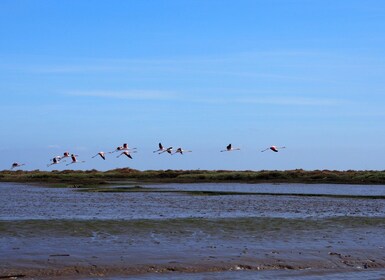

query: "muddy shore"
xmin=1 ymin=182 xmax=385 ymax=279
xmin=1 ymin=216 xmax=385 ymax=279
xmin=2 ymin=242 xmax=385 ymax=279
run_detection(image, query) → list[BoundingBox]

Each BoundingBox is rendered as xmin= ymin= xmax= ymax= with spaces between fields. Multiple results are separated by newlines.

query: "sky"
xmin=1 ymin=0 xmax=385 ymax=171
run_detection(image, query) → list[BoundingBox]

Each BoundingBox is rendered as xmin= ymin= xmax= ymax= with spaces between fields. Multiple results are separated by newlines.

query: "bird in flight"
xmin=47 ymin=156 xmax=63 ymax=167
xmin=92 ymin=152 xmax=106 ymax=160
xmin=159 ymin=146 xmax=173 ymax=155
xmin=220 ymin=144 xmax=240 ymax=152
xmin=109 ymin=143 xmax=137 ymax=154
xmin=117 ymin=150 xmax=137 ymax=159
xmin=10 ymin=162 xmax=25 ymax=169
xmin=66 ymin=154 xmax=85 ymax=166
xmin=173 ymin=147 xmax=192 ymax=155
xmin=261 ymin=146 xmax=286 ymax=152
xmin=62 ymin=152 xmax=71 ymax=159
xmin=153 ymin=142 xmax=167 ymax=153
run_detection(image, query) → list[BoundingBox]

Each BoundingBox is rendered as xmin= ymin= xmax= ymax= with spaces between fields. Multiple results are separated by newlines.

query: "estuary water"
xmin=150 ymin=182 xmax=385 ymax=196
xmin=1 ymin=182 xmax=385 ymax=279
xmin=1 ymin=182 xmax=385 ymax=221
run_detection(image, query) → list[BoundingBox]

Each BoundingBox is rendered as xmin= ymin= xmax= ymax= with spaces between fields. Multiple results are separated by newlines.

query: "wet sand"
xmin=1 ymin=217 xmax=385 ymax=279
xmin=1 ymin=183 xmax=385 ymax=279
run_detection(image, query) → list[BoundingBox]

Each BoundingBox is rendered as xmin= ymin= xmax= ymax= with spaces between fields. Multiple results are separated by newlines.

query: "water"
xmin=148 ymin=182 xmax=385 ymax=196
xmin=118 ymin=269 xmax=385 ymax=280
xmin=1 ymin=182 xmax=385 ymax=221
xmin=1 ymin=182 xmax=385 ymax=279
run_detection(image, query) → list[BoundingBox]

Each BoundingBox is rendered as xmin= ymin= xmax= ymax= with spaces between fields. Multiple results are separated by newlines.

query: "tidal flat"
xmin=1 ymin=181 xmax=385 ymax=279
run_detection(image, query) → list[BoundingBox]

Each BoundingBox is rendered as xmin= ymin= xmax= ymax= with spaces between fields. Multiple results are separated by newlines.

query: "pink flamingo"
xmin=10 ymin=162 xmax=25 ymax=169
xmin=220 ymin=144 xmax=240 ymax=152
xmin=62 ymin=152 xmax=71 ymax=159
xmin=109 ymin=143 xmax=137 ymax=154
xmin=261 ymin=146 xmax=286 ymax=152
xmin=92 ymin=152 xmax=106 ymax=160
xmin=47 ymin=156 xmax=63 ymax=167
xmin=159 ymin=146 xmax=173 ymax=155
xmin=117 ymin=150 xmax=137 ymax=159
xmin=66 ymin=154 xmax=85 ymax=166
xmin=173 ymin=148 xmax=192 ymax=155
xmin=153 ymin=143 xmax=167 ymax=153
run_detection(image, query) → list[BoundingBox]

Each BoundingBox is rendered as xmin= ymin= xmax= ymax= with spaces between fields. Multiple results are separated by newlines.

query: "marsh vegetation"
xmin=1 ymin=168 xmax=385 ymax=186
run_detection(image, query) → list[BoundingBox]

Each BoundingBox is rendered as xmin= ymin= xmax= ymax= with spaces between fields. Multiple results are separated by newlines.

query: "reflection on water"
xmin=1 ymin=182 xmax=385 ymax=221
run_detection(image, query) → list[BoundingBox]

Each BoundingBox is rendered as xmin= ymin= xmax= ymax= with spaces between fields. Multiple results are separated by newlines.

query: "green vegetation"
xmin=1 ymin=168 xmax=385 ymax=186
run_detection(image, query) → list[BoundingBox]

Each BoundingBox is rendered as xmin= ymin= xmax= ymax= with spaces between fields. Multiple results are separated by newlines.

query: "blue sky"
xmin=1 ymin=0 xmax=385 ymax=171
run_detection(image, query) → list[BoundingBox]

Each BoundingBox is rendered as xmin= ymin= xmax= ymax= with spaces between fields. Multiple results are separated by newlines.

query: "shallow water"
xmin=1 ymin=182 xmax=385 ymax=279
xmin=118 ymin=269 xmax=385 ymax=280
xmin=148 ymin=182 xmax=385 ymax=196
xmin=1 ymin=182 xmax=385 ymax=221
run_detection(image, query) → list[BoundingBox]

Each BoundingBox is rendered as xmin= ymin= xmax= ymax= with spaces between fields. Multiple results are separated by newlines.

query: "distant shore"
xmin=1 ymin=168 xmax=385 ymax=186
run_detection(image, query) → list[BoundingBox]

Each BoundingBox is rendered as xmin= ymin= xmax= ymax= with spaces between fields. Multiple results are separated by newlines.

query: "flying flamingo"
xmin=109 ymin=143 xmax=137 ymax=154
xmin=220 ymin=144 xmax=240 ymax=152
xmin=153 ymin=143 xmax=167 ymax=153
xmin=47 ymin=156 xmax=62 ymax=167
xmin=117 ymin=150 xmax=137 ymax=159
xmin=261 ymin=146 xmax=286 ymax=152
xmin=109 ymin=146 xmax=123 ymax=153
xmin=173 ymin=148 xmax=192 ymax=155
xmin=92 ymin=152 xmax=106 ymax=160
xmin=62 ymin=152 xmax=71 ymax=159
xmin=66 ymin=154 xmax=85 ymax=166
xmin=10 ymin=162 xmax=25 ymax=169
xmin=159 ymin=146 xmax=173 ymax=155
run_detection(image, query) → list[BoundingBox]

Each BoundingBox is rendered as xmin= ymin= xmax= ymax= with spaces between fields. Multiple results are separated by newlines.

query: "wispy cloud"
xmin=65 ymin=90 xmax=179 ymax=101
xmin=65 ymin=89 xmax=343 ymax=107
xmin=3 ymin=46 xmax=380 ymax=79
xmin=232 ymin=96 xmax=343 ymax=106
xmin=31 ymin=65 xmax=126 ymax=74
xmin=0 ymin=49 xmax=347 ymax=74
xmin=0 ymin=62 xmax=127 ymax=74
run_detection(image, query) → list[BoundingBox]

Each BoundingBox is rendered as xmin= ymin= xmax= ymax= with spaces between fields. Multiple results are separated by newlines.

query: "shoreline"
xmin=2 ymin=242 xmax=385 ymax=279
xmin=1 ymin=169 xmax=385 ymax=186
xmin=2 ymin=256 xmax=384 ymax=279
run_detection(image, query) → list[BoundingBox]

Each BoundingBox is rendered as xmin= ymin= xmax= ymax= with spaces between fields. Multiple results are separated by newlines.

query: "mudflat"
xmin=1 ymin=218 xmax=385 ymax=279
xmin=1 ymin=182 xmax=385 ymax=279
